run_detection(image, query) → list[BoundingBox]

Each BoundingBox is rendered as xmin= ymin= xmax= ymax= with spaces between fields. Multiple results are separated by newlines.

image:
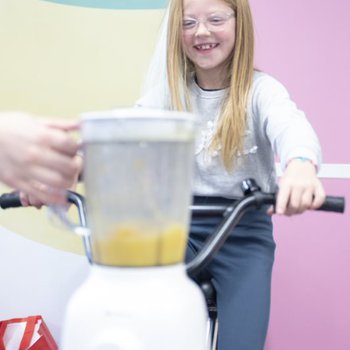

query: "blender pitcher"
xmin=81 ymin=108 xmax=196 ymax=266
xmin=60 ymin=108 xmax=209 ymax=350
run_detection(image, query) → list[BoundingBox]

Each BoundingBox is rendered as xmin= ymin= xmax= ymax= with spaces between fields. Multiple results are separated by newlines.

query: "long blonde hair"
xmin=167 ymin=0 xmax=255 ymax=169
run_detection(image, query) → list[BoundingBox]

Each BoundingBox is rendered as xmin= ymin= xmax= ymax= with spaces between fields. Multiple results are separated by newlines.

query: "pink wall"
xmin=267 ymin=180 xmax=350 ymax=350
xmin=250 ymin=0 xmax=350 ymax=163
xmin=248 ymin=1 xmax=350 ymax=349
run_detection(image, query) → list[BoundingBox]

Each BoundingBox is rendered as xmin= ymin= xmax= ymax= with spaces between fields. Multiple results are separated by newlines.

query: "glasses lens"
xmin=183 ymin=18 xmax=197 ymax=30
xmin=182 ymin=12 xmax=234 ymax=34
xmin=207 ymin=13 xmax=233 ymax=32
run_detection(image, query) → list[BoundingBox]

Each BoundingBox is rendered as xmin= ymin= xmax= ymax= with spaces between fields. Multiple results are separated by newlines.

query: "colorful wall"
xmin=0 ymin=0 xmax=349 ymax=348
xmin=250 ymin=0 xmax=350 ymax=348
xmin=0 ymin=0 xmax=165 ymax=252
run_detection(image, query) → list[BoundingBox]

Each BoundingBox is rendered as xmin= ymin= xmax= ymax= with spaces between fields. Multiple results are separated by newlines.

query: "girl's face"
xmin=181 ymin=0 xmax=236 ymax=86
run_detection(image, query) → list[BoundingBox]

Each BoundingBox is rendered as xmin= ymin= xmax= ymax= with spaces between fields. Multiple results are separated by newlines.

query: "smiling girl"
xmin=137 ymin=0 xmax=325 ymax=348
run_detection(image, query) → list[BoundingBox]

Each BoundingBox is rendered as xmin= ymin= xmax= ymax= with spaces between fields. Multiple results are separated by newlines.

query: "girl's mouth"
xmin=194 ymin=43 xmax=219 ymax=51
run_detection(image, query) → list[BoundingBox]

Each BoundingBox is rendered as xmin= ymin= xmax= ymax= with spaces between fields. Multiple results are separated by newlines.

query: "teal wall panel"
xmin=43 ymin=0 xmax=168 ymax=9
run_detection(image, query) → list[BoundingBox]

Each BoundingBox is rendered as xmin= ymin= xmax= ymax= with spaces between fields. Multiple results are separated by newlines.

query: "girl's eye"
xmin=183 ymin=19 xmax=196 ymax=29
xmin=208 ymin=17 xmax=225 ymax=26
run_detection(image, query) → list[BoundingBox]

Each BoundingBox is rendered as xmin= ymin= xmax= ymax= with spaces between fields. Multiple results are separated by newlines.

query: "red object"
xmin=0 ymin=315 xmax=57 ymax=350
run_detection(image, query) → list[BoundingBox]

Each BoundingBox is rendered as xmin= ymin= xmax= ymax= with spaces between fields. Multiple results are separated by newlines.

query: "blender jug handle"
xmin=49 ymin=191 xmax=93 ymax=263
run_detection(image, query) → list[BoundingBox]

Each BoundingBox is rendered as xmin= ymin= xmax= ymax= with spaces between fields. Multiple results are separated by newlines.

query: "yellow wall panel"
xmin=0 ymin=0 xmax=165 ymax=252
xmin=0 ymin=0 xmax=164 ymax=115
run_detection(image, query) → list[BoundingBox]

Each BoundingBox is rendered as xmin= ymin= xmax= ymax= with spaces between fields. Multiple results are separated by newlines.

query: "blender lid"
xmin=81 ymin=108 xmax=197 ymax=142
xmin=81 ymin=107 xmax=196 ymax=122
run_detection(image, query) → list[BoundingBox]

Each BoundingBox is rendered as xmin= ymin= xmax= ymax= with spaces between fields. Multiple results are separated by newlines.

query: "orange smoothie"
xmin=92 ymin=223 xmax=187 ymax=266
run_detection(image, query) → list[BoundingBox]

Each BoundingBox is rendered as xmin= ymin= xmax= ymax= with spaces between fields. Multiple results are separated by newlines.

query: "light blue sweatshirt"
xmin=136 ymin=71 xmax=321 ymax=197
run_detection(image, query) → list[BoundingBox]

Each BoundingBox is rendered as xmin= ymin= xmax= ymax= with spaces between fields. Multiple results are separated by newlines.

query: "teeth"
xmin=196 ymin=43 xmax=216 ymax=50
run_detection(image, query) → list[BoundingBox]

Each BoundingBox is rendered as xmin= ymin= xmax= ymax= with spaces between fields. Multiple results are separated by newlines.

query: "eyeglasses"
xmin=182 ymin=12 xmax=235 ymax=35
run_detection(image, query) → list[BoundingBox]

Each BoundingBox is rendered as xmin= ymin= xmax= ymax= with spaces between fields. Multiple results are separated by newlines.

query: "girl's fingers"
xmin=311 ymin=182 xmax=326 ymax=209
xmin=275 ymin=181 xmax=291 ymax=215
xmin=266 ymin=205 xmax=274 ymax=216
xmin=15 ymin=180 xmax=67 ymax=206
xmin=280 ymin=184 xmax=325 ymax=215
xmin=19 ymin=192 xmax=30 ymax=207
xmin=285 ymin=186 xmax=302 ymax=215
xmin=300 ymin=190 xmax=314 ymax=212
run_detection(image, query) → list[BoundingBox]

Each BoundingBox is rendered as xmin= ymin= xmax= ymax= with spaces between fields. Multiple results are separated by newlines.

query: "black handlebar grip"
xmin=318 ymin=196 xmax=345 ymax=213
xmin=0 ymin=192 xmax=22 ymax=209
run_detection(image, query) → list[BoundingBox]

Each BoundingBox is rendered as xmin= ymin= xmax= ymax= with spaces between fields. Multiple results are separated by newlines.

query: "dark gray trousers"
xmin=187 ymin=199 xmax=275 ymax=350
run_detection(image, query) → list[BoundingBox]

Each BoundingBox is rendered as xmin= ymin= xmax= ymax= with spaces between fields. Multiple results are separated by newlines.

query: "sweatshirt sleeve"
xmin=135 ymin=83 xmax=170 ymax=109
xmin=251 ymin=73 xmax=322 ymax=171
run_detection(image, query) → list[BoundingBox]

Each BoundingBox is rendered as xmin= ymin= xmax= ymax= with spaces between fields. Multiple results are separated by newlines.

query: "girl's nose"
xmin=195 ymin=21 xmax=211 ymax=36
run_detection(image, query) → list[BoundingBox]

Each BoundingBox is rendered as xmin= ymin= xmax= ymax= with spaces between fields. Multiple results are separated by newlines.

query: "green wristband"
xmin=291 ymin=157 xmax=317 ymax=168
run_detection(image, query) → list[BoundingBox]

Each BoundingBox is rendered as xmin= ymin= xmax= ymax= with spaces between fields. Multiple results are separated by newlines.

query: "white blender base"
xmin=61 ymin=264 xmax=209 ymax=350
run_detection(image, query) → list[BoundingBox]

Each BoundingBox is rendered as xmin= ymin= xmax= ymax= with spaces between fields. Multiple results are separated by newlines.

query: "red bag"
xmin=0 ymin=315 xmax=57 ymax=350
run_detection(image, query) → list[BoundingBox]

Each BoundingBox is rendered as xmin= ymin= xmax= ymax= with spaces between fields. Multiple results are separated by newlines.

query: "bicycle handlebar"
xmin=0 ymin=179 xmax=345 ymax=277
xmin=0 ymin=193 xmax=22 ymax=209
xmin=186 ymin=190 xmax=345 ymax=277
xmin=0 ymin=190 xmax=344 ymax=214
xmin=190 ymin=194 xmax=345 ymax=215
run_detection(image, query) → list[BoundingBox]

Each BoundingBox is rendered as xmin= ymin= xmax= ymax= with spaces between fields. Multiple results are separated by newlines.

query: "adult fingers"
xmin=28 ymin=165 xmax=77 ymax=190
xmin=36 ymin=127 xmax=79 ymax=157
xmin=31 ymin=147 xmax=80 ymax=181
xmin=41 ymin=118 xmax=80 ymax=132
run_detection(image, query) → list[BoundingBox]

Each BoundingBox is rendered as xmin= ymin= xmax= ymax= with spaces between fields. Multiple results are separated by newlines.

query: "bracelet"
xmin=294 ymin=157 xmax=313 ymax=162
xmin=288 ymin=157 xmax=317 ymax=168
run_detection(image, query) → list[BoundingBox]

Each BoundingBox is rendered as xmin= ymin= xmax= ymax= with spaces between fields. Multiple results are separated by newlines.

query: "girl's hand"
xmin=268 ymin=158 xmax=325 ymax=216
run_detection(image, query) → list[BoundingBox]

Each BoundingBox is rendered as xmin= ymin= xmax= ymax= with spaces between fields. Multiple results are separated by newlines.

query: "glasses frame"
xmin=182 ymin=12 xmax=235 ymax=35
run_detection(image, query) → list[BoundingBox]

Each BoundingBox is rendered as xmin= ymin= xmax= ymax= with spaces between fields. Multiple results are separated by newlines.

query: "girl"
xmin=137 ymin=0 xmax=325 ymax=348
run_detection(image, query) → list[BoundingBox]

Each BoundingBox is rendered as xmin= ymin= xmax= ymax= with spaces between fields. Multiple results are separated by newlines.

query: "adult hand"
xmin=268 ymin=159 xmax=325 ymax=216
xmin=0 ymin=112 xmax=81 ymax=205
xmin=19 ymin=153 xmax=83 ymax=209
